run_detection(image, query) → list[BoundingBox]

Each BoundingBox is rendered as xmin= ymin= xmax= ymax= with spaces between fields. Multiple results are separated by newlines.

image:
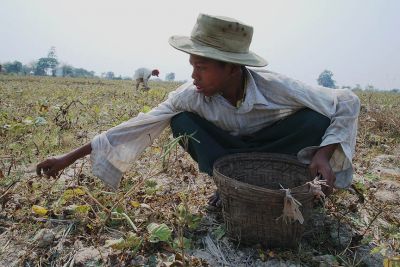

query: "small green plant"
xmin=147 ymin=222 xmax=173 ymax=243
xmin=172 ymin=236 xmax=191 ymax=250
xmin=173 ymin=193 xmax=203 ymax=265
xmin=352 ymin=181 xmax=366 ymax=195
xmin=212 ymin=224 xmax=226 ymax=240
xmin=140 ymin=105 xmax=151 ymax=113
xmin=144 ymin=179 xmax=159 ymax=195
xmin=364 ymin=173 xmax=380 ymax=181
xmin=105 ymin=231 xmax=142 ymax=253
xmin=161 ymin=132 xmax=200 ymax=169
xmin=175 ymin=203 xmax=202 ymax=231
xmin=111 ymin=211 xmax=138 ymax=232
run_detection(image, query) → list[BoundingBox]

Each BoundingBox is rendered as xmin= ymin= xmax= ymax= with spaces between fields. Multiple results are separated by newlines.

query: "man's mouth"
xmin=194 ymin=82 xmax=203 ymax=92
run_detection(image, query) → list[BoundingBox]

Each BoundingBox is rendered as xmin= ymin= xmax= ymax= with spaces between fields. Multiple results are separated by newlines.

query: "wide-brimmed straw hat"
xmin=169 ymin=13 xmax=268 ymax=67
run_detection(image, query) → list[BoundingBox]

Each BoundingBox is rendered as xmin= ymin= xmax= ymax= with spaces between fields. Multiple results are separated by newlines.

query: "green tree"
xmin=165 ymin=72 xmax=175 ymax=81
xmin=34 ymin=58 xmax=48 ymax=76
xmin=59 ymin=64 xmax=95 ymax=78
xmin=4 ymin=61 xmax=23 ymax=74
xmin=47 ymin=47 xmax=58 ymax=76
xmin=74 ymin=68 xmax=95 ymax=78
xmin=60 ymin=64 xmax=74 ymax=77
xmin=317 ymin=70 xmax=336 ymax=88
xmin=34 ymin=47 xmax=59 ymax=76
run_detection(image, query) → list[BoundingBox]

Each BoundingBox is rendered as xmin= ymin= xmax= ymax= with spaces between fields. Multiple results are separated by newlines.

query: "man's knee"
xmin=301 ymin=109 xmax=330 ymax=135
xmin=170 ymin=112 xmax=194 ymax=135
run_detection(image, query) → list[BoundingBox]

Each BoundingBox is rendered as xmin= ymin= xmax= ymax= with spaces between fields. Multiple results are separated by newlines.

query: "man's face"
xmin=189 ymin=54 xmax=232 ymax=97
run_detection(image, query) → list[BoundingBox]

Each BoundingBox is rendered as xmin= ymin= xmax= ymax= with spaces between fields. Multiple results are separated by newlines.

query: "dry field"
xmin=0 ymin=75 xmax=399 ymax=266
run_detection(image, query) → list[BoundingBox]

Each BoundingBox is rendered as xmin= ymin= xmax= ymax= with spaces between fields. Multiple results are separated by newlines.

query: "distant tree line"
xmin=317 ymin=69 xmax=399 ymax=93
xmin=1 ymin=47 xmax=182 ymax=82
xmin=60 ymin=65 xmax=95 ymax=78
xmin=1 ymin=47 xmax=96 ymax=78
xmin=1 ymin=52 xmax=397 ymax=90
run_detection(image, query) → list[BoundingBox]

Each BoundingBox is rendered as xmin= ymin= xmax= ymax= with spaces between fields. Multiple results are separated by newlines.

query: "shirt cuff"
xmin=297 ymin=145 xmax=353 ymax=188
xmin=91 ymin=157 xmax=123 ymax=190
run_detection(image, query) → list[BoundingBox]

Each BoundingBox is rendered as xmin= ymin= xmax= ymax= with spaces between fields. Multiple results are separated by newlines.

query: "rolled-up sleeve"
xmin=271 ymin=73 xmax=360 ymax=188
xmin=290 ymin=81 xmax=360 ymax=188
xmin=90 ymin=88 xmax=186 ymax=189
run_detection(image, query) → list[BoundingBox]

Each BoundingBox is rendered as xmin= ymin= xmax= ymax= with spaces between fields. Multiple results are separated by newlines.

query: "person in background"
xmin=37 ymin=13 xmax=360 ymax=208
xmin=133 ymin=68 xmax=159 ymax=90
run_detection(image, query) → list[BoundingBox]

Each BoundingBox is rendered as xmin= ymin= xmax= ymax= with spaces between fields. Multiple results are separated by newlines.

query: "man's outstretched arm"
xmin=36 ymin=143 xmax=92 ymax=178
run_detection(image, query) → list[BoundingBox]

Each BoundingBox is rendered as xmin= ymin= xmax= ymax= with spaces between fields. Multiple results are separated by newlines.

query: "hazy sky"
xmin=1 ymin=0 xmax=399 ymax=89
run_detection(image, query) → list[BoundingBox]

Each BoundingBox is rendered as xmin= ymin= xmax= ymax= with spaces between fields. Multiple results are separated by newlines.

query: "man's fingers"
xmin=36 ymin=161 xmax=47 ymax=176
xmin=36 ymin=158 xmax=57 ymax=177
xmin=36 ymin=166 xmax=42 ymax=176
xmin=36 ymin=161 xmax=49 ymax=176
xmin=43 ymin=167 xmax=57 ymax=178
xmin=322 ymin=169 xmax=334 ymax=187
xmin=309 ymin=165 xmax=318 ymax=178
xmin=321 ymin=171 xmax=335 ymax=188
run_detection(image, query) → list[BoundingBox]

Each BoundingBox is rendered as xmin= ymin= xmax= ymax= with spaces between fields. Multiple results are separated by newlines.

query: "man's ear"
xmin=227 ymin=63 xmax=242 ymax=76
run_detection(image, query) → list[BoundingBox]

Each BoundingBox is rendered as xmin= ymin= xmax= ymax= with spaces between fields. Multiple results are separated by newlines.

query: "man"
xmin=37 ymin=14 xmax=360 ymax=207
xmin=133 ymin=67 xmax=159 ymax=90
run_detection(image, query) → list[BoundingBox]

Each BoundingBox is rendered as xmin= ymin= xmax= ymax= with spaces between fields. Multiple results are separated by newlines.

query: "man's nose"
xmin=191 ymin=69 xmax=198 ymax=80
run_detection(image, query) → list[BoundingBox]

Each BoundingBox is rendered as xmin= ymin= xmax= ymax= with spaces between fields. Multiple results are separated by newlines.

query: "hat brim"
xmin=169 ymin=36 xmax=268 ymax=67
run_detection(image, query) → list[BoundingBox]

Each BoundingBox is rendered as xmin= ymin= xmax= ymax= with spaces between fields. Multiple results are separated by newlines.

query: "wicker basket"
xmin=213 ymin=153 xmax=315 ymax=248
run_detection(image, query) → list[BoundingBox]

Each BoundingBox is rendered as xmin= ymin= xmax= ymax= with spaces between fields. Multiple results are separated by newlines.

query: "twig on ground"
xmin=32 ymin=141 xmax=40 ymax=156
xmin=0 ymin=238 xmax=11 ymax=254
xmin=82 ymin=186 xmax=110 ymax=213
xmin=361 ymin=203 xmax=388 ymax=237
xmin=62 ymin=252 xmax=75 ymax=267
xmin=0 ymin=181 xmax=17 ymax=200
xmin=109 ymin=168 xmax=163 ymax=213
xmin=32 ymin=217 xmax=75 ymax=224
xmin=204 ymin=234 xmax=229 ymax=266
xmin=7 ymin=157 xmax=15 ymax=176
xmin=111 ymin=212 xmax=138 ymax=232
xmin=57 ymin=223 xmax=75 ymax=252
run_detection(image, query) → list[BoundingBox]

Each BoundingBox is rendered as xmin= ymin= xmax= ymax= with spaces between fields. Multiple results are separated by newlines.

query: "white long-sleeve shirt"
xmin=91 ymin=68 xmax=360 ymax=189
xmin=133 ymin=68 xmax=153 ymax=86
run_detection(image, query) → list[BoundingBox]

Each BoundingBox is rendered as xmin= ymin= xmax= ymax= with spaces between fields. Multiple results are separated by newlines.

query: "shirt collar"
xmin=204 ymin=68 xmax=270 ymax=109
xmin=236 ymin=68 xmax=269 ymax=113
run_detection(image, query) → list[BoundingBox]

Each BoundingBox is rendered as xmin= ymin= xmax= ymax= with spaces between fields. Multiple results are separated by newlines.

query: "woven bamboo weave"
xmin=213 ymin=153 xmax=315 ymax=248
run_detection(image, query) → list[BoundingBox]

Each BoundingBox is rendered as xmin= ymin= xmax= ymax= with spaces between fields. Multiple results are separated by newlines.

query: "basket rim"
xmin=212 ymin=152 xmax=312 ymax=195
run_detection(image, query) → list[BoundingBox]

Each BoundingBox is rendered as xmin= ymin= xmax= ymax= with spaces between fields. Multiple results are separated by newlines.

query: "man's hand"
xmin=309 ymin=144 xmax=338 ymax=195
xmin=36 ymin=143 xmax=92 ymax=178
xmin=36 ymin=155 xmax=72 ymax=178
